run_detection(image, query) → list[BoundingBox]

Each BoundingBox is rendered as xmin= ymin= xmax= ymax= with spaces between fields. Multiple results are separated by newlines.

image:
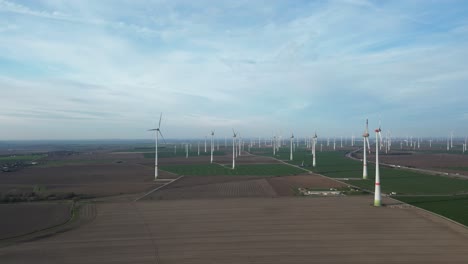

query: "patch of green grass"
xmin=160 ymin=164 xmax=305 ymax=176
xmin=396 ymin=195 xmax=468 ymax=227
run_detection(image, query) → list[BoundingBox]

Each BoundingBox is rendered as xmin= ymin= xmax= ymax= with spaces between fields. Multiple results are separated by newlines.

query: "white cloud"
xmin=0 ymin=0 xmax=467 ymax=139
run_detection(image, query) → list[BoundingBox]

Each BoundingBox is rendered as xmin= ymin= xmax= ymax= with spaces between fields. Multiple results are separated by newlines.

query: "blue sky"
xmin=1 ymin=0 xmax=468 ymax=140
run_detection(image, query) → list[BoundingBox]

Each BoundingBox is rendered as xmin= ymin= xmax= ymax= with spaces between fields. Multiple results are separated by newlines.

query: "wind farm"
xmin=1 ymin=0 xmax=468 ymax=263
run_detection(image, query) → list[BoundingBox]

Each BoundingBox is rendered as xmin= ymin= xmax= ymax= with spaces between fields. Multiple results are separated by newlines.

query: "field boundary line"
xmin=134 ymin=176 xmax=184 ymax=202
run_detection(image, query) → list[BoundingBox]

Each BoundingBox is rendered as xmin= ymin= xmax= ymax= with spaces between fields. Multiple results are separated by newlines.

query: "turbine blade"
xmin=158 ymin=113 xmax=163 ymax=129
xmin=148 ymin=129 xmax=157 ymax=131
xmin=159 ymin=130 xmax=167 ymax=144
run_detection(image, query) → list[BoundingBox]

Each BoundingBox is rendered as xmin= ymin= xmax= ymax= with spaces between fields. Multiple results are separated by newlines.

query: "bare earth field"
xmin=1 ymin=197 xmax=467 ymax=263
xmin=0 ymin=202 xmax=71 ymax=240
xmin=143 ymin=173 xmax=346 ymax=200
xmin=0 ymin=164 xmax=167 ymax=197
xmin=2 ymin=149 xmax=468 ymax=263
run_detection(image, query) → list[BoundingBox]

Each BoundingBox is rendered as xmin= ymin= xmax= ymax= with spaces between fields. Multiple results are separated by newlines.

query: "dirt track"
xmin=1 ymin=197 xmax=467 ymax=263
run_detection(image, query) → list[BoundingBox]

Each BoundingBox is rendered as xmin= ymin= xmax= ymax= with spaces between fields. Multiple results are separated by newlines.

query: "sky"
xmin=1 ymin=0 xmax=468 ymax=140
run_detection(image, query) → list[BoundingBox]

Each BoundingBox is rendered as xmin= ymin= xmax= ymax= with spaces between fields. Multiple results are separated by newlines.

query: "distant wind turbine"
xmin=290 ymin=133 xmax=294 ymax=161
xmin=232 ymin=129 xmax=237 ymax=169
xmin=362 ymin=119 xmax=371 ymax=180
xmin=312 ymin=132 xmax=318 ymax=167
xmin=210 ymin=130 xmax=215 ymax=164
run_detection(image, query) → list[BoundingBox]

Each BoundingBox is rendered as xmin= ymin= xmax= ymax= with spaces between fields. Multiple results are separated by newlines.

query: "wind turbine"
xmin=148 ymin=113 xmax=166 ymax=180
xmin=312 ymin=132 xmax=318 ymax=167
xmin=204 ymin=136 xmax=207 ymax=153
xmin=362 ymin=119 xmax=371 ymax=180
xmin=273 ymin=135 xmax=277 ymax=156
xmin=290 ymin=133 xmax=294 ymax=161
xmin=210 ymin=130 xmax=215 ymax=164
xmin=374 ymin=125 xmax=382 ymax=207
xmin=232 ymin=129 xmax=237 ymax=169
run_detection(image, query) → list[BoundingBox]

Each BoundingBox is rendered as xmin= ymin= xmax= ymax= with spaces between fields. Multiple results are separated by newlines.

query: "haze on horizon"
xmin=1 ymin=0 xmax=468 ymax=140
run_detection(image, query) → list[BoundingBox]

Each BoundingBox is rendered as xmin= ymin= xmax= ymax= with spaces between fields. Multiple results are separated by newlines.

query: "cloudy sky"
xmin=1 ymin=0 xmax=468 ymax=140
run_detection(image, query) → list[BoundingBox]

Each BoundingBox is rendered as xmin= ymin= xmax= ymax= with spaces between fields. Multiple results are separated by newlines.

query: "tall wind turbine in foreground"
xmin=362 ymin=119 xmax=370 ymax=180
xmin=374 ymin=125 xmax=382 ymax=207
xmin=148 ymin=113 xmax=166 ymax=180
xmin=232 ymin=129 xmax=237 ymax=169
xmin=210 ymin=130 xmax=215 ymax=164
xmin=290 ymin=133 xmax=294 ymax=161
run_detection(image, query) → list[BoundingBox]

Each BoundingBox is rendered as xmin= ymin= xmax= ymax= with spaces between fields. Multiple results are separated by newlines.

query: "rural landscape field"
xmin=2 ymin=0 xmax=468 ymax=263
xmin=1 ymin=139 xmax=468 ymax=263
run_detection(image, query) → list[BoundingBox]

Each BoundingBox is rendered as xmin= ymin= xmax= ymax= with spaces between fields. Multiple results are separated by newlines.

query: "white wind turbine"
xmin=210 ymin=130 xmax=215 ymax=164
xmin=290 ymin=133 xmax=294 ymax=161
xmin=362 ymin=119 xmax=371 ymax=180
xmin=374 ymin=125 xmax=382 ymax=207
xmin=312 ymin=132 xmax=318 ymax=167
xmin=148 ymin=113 xmax=166 ymax=180
xmin=232 ymin=129 xmax=237 ymax=169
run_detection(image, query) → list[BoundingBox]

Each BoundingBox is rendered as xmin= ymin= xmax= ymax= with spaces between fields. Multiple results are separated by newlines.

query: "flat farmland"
xmin=139 ymin=152 xmax=282 ymax=166
xmin=1 ymin=197 xmax=467 ymax=263
xmin=0 ymin=202 xmax=71 ymax=240
xmin=160 ymin=164 xmax=305 ymax=176
xmin=144 ymin=173 xmax=360 ymax=200
xmin=0 ymin=163 xmax=168 ymax=197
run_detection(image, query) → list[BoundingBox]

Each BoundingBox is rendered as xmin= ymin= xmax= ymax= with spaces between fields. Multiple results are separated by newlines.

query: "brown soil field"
xmin=356 ymin=152 xmax=468 ymax=175
xmin=1 ymin=197 xmax=467 ymax=263
xmin=267 ymin=174 xmax=347 ymax=196
xmin=145 ymin=178 xmax=277 ymax=200
xmin=0 ymin=163 xmax=170 ymax=197
xmin=144 ymin=174 xmax=351 ymax=200
xmin=0 ymin=202 xmax=71 ymax=240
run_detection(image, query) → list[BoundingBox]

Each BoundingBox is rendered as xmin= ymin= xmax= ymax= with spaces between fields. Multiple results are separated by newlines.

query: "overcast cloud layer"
xmin=1 ymin=0 xmax=468 ymax=140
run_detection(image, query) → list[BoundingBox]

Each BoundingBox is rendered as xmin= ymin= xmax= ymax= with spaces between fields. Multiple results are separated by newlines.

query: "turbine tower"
xmin=148 ymin=113 xmax=166 ymax=180
xmin=312 ymin=132 xmax=318 ymax=167
xmin=290 ymin=133 xmax=294 ymax=161
xmin=374 ymin=125 xmax=382 ymax=207
xmin=362 ymin=119 xmax=370 ymax=180
xmin=210 ymin=130 xmax=215 ymax=164
xmin=232 ymin=129 xmax=237 ymax=169
xmin=204 ymin=136 xmax=207 ymax=153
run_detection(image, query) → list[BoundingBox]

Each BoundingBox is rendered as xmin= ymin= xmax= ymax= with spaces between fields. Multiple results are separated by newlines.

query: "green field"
xmin=252 ymin=146 xmax=468 ymax=226
xmin=397 ymin=195 xmax=468 ymax=227
xmin=253 ymin=148 xmax=468 ymax=195
xmin=160 ymin=163 xmax=305 ymax=176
